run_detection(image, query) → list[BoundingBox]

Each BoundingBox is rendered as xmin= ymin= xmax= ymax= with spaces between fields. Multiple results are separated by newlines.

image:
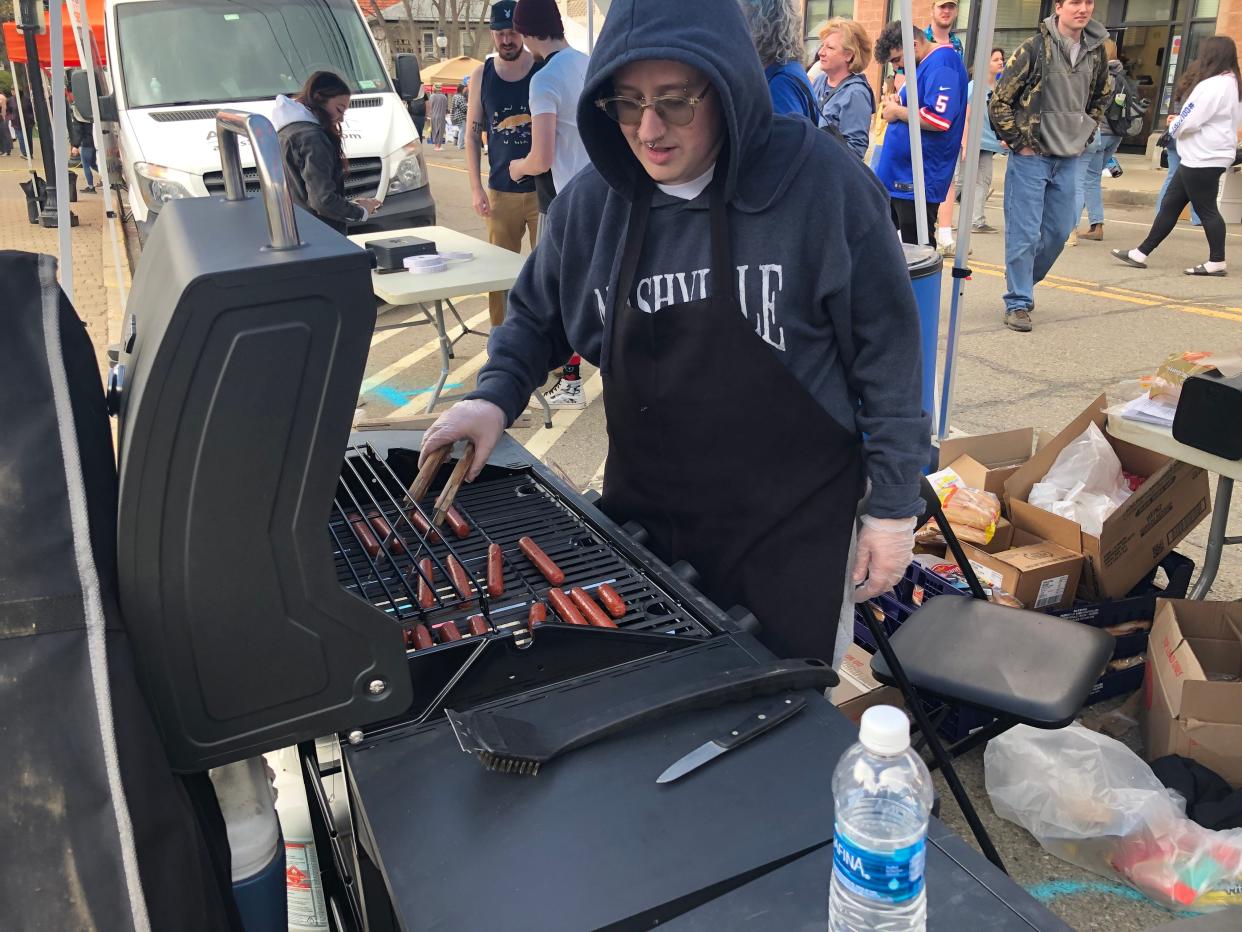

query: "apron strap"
xmin=602 ymin=183 xmax=653 ymax=375
xmin=707 ymin=177 xmax=731 ymax=302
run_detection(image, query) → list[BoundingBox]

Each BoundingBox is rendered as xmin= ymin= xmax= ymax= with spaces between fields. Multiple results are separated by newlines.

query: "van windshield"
xmin=116 ymin=0 xmax=390 ymax=107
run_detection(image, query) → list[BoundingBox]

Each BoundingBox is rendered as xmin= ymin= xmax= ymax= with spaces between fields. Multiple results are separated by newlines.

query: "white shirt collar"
xmin=655 ymin=163 xmax=716 ymax=200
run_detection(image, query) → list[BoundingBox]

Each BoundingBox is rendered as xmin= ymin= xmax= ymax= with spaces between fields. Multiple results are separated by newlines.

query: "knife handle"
xmin=717 ymin=695 xmax=807 ymax=750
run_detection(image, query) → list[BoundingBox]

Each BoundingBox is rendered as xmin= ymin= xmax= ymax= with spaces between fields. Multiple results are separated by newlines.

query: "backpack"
xmin=1104 ymin=71 xmax=1147 ymax=137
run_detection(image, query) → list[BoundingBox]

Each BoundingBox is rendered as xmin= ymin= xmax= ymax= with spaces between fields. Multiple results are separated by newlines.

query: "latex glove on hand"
xmin=852 ymin=515 xmax=917 ymax=602
xmin=418 ymin=399 xmax=507 ymax=481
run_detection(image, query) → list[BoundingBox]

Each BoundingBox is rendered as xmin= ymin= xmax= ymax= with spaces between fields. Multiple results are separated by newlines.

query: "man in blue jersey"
xmin=873 ymin=21 xmax=969 ymax=246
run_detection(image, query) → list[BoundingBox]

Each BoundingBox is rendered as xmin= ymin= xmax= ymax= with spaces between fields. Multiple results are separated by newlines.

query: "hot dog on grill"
xmin=467 ymin=614 xmax=489 ymax=637
xmin=444 ymin=506 xmax=470 ymax=540
xmin=433 ymin=621 xmax=462 ymax=643
xmin=369 ymin=513 xmax=406 ymax=554
xmin=487 ymin=543 xmax=504 ymax=597
xmin=518 ymin=536 xmax=565 ymax=586
xmin=412 ymin=624 xmax=434 ymax=650
xmin=595 ymin=583 xmax=627 ymax=619
xmin=547 ymin=588 xmax=588 ymax=626
xmin=570 ymin=587 xmax=618 ymax=628
xmin=528 ymin=602 xmax=547 ymax=630
xmin=416 ymin=558 xmax=436 ymax=609
xmin=447 ymin=555 xmax=474 ymax=605
xmin=409 ymin=510 xmax=442 ymax=544
xmin=347 ymin=513 xmax=380 ymax=559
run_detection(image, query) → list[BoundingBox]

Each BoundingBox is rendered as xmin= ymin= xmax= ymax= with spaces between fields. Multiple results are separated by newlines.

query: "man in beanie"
xmin=466 ymin=0 xmax=541 ymax=326
xmin=509 ymin=0 xmax=592 ymax=408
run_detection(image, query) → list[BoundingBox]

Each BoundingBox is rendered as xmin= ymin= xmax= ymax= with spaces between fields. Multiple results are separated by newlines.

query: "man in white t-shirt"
xmin=510 ymin=0 xmax=593 ymax=408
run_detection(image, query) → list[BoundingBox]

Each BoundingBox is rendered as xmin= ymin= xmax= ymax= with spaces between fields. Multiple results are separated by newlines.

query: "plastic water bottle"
xmin=829 ymin=705 xmax=934 ymax=931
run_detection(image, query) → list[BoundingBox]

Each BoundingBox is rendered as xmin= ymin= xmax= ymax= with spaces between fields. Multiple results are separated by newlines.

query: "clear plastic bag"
xmin=1028 ymin=423 xmax=1132 ymax=536
xmin=985 ymin=723 xmax=1242 ymax=912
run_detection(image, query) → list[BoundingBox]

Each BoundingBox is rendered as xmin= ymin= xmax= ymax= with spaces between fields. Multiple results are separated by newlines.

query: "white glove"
xmin=418 ymin=399 xmax=507 ymax=481
xmin=851 ymin=514 xmax=917 ymax=602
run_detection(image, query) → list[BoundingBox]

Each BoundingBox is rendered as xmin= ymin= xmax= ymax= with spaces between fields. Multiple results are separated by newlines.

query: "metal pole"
xmin=18 ymin=0 xmax=61 ymax=220
xmin=68 ymin=0 xmax=129 ymax=310
xmin=50 ymin=0 xmax=74 ymax=300
xmin=586 ymin=1 xmax=594 ymax=53
xmin=899 ymin=1 xmax=928 ymax=246
xmin=937 ymin=0 xmax=999 ymax=439
xmin=10 ymin=63 xmax=35 ymax=174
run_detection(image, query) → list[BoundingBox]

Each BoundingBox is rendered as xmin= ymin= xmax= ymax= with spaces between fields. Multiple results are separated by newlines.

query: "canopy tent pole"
xmin=586 ymin=1 xmax=594 ymax=53
xmin=50 ymin=0 xmax=74 ymax=300
xmin=17 ymin=0 xmax=63 ymax=224
xmin=937 ymin=0 xmax=999 ymax=439
xmin=67 ymin=0 xmax=128 ymax=311
xmin=898 ymin=2 xmax=928 ymax=247
xmin=10 ymin=62 xmax=36 ymax=174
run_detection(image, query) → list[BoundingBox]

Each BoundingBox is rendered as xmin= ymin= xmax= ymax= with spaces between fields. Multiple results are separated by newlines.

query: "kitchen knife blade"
xmin=656 ymin=694 xmax=808 ymax=784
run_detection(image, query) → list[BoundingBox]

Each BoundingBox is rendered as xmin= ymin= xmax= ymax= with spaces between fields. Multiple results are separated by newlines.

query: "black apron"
xmin=600 ymin=177 xmax=865 ymax=661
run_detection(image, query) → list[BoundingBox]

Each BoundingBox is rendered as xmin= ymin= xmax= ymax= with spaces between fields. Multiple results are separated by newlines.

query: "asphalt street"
xmin=359 ymin=147 xmax=1242 ymax=931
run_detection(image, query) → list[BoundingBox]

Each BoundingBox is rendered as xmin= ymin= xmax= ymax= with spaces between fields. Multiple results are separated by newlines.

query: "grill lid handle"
xmin=215 ymin=109 xmax=300 ymax=250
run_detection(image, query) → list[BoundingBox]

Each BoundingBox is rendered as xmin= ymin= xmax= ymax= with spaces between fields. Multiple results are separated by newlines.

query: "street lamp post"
xmin=436 ymin=30 xmax=447 ymax=60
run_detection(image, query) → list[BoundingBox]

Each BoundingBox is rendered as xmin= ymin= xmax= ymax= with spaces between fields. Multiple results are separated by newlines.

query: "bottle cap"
xmin=859 ymin=705 xmax=911 ymax=755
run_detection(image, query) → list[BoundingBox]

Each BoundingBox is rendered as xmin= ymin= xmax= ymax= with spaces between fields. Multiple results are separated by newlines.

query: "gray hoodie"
xmin=270 ymin=94 xmax=366 ymax=231
xmin=466 ymin=0 xmax=930 ymax=518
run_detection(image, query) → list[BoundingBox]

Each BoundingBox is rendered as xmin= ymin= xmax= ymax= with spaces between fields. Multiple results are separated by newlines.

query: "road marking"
xmin=1104 ymin=215 xmax=1242 ymax=239
xmin=523 ymin=373 xmax=604 ymax=461
xmin=426 ymin=160 xmax=486 ymax=177
xmin=386 ymin=346 xmax=492 ymax=418
xmin=584 ymin=454 xmax=608 ymax=495
xmin=360 ymin=309 xmax=491 ymax=393
xmin=1024 ymin=880 xmax=1149 ymax=905
xmin=371 ymin=309 xmax=431 ymax=347
xmin=371 ymin=383 xmax=462 ymax=405
xmin=966 ymin=265 xmax=1242 ymax=323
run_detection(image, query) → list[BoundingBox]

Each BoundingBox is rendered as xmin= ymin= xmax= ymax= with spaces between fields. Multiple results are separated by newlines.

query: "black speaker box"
xmin=1172 ymin=370 xmax=1242 ymax=460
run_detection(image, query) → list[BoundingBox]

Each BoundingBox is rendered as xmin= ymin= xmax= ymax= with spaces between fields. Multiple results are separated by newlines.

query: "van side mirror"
xmin=394 ymin=54 xmax=423 ymax=101
xmin=69 ymin=68 xmax=118 ymax=123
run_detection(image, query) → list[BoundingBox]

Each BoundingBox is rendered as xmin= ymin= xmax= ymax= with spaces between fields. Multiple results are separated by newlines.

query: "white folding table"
xmin=1107 ymin=414 xmax=1241 ymax=599
xmin=349 ymin=226 xmax=551 ymax=425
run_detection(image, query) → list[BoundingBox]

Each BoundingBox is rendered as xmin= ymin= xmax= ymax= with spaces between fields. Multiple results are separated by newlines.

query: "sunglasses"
xmin=595 ymin=84 xmax=712 ymax=127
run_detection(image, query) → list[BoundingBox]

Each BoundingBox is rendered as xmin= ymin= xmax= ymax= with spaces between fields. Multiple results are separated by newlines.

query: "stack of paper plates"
xmin=405 ymin=255 xmax=447 ymax=274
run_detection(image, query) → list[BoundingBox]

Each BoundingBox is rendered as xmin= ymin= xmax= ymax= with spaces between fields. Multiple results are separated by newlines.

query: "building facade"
xmin=802 ymin=0 xmax=1242 ymax=144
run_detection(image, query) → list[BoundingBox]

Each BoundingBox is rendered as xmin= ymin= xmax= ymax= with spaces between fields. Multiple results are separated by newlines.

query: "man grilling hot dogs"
xmin=419 ymin=0 xmax=930 ymax=665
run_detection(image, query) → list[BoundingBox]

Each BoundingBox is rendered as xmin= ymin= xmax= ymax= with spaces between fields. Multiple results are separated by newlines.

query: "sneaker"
xmin=83 ymin=185 xmax=96 ymax=193
xmin=1004 ymin=308 xmax=1033 ymax=332
xmin=972 ymin=223 xmax=998 ymax=234
xmin=544 ymin=377 xmax=586 ymax=409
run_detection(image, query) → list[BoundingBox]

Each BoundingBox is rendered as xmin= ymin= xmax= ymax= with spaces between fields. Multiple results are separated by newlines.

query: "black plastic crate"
xmin=1084 ymin=662 xmax=1146 ymax=706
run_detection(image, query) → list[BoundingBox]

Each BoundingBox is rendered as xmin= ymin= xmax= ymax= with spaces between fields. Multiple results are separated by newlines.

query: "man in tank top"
xmin=466 ymin=0 xmax=542 ymax=326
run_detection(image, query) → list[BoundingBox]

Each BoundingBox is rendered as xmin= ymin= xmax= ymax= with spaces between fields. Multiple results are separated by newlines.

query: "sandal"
xmin=1184 ymin=264 xmax=1226 ymax=277
xmin=1111 ymin=248 xmax=1147 ymax=269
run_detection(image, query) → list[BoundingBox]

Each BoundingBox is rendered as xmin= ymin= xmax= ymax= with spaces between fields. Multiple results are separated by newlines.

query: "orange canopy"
xmin=4 ymin=1 xmax=108 ymax=67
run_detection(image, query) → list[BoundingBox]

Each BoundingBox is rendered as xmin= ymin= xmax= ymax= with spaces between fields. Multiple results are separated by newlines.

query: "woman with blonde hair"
xmin=739 ymin=0 xmax=818 ymax=120
xmin=810 ymin=18 xmax=875 ymax=158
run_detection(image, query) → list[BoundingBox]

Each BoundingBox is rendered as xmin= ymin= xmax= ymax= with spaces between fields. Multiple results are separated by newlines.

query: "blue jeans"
xmin=1159 ymin=139 xmax=1202 ymax=226
xmin=79 ymin=144 xmax=97 ymax=188
xmin=1002 ymin=152 xmax=1078 ymax=313
xmin=1073 ymin=131 xmax=1122 ymax=227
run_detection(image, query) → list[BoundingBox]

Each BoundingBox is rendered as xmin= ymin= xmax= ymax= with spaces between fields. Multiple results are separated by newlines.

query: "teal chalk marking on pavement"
xmin=1024 ymin=880 xmax=1150 ymax=904
xmin=373 ymin=384 xmax=462 ymax=405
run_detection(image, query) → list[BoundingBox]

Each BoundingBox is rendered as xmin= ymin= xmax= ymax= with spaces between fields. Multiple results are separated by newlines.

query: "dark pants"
xmin=890 ymin=196 xmax=940 ymax=246
xmin=1139 ymin=165 xmax=1227 ymax=263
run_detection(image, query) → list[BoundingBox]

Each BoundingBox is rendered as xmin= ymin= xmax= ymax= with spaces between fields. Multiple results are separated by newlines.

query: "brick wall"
xmin=1218 ymin=0 xmax=1242 ymax=48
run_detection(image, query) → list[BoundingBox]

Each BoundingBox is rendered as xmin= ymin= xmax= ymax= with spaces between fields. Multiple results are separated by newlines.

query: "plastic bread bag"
xmin=1148 ymin=350 xmax=1242 ymax=403
xmin=925 ymin=467 xmax=1000 ymax=541
xmin=985 ymin=723 xmax=1242 ymax=912
xmin=1028 ymin=423 xmax=1132 ymax=537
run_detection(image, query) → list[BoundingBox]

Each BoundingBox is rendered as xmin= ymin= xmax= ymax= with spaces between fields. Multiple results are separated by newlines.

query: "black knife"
xmin=656 ymin=694 xmax=808 ymax=784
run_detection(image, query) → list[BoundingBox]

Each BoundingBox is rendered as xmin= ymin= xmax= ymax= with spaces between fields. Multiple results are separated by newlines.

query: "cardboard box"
xmin=832 ymin=643 xmax=904 ymax=722
xmin=939 ymin=427 xmax=1051 ymax=500
xmin=1004 ymin=395 xmax=1211 ymax=600
xmin=962 ymin=529 xmax=1084 ymax=611
xmin=1144 ymin=600 xmax=1242 ymax=788
xmin=915 ymin=515 xmax=1013 ymax=555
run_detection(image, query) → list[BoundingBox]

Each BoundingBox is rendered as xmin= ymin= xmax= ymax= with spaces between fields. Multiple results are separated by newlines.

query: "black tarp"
xmin=0 ymin=251 xmax=236 ymax=930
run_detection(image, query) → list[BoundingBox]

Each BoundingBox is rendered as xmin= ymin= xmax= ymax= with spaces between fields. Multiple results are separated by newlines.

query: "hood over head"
xmin=270 ymin=94 xmax=318 ymax=132
xmin=576 ymin=0 xmax=775 ymax=203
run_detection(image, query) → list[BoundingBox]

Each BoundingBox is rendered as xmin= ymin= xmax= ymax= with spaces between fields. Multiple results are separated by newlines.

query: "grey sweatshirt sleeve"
xmin=292 ymin=133 xmax=366 ymax=225
xmin=832 ymin=214 xmax=931 ymax=518
xmin=833 ymin=84 xmax=874 ymax=159
xmin=466 ymin=214 xmax=575 ymax=424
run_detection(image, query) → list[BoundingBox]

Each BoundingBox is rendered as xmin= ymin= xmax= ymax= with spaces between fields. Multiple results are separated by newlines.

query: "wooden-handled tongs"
xmin=406 ymin=442 xmax=475 ymax=528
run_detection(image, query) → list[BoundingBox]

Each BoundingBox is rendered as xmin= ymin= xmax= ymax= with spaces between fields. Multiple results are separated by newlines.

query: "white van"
xmin=78 ymin=0 xmax=434 ymax=239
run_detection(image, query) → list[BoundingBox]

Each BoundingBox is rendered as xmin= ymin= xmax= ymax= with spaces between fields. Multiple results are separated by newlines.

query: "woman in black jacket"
xmin=272 ymin=71 xmax=381 ymax=232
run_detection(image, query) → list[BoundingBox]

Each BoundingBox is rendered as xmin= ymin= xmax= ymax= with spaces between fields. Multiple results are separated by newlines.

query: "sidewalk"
xmin=1 ymin=150 xmax=127 ymax=377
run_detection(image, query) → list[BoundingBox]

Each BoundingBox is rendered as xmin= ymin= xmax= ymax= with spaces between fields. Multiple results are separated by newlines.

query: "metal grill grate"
xmin=330 ymin=444 xmax=713 ymax=645
xmin=205 ymin=157 xmax=383 ymax=198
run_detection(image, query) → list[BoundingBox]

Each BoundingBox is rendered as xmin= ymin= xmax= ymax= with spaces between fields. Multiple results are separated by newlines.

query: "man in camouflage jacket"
xmin=988 ymin=0 xmax=1110 ymax=332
